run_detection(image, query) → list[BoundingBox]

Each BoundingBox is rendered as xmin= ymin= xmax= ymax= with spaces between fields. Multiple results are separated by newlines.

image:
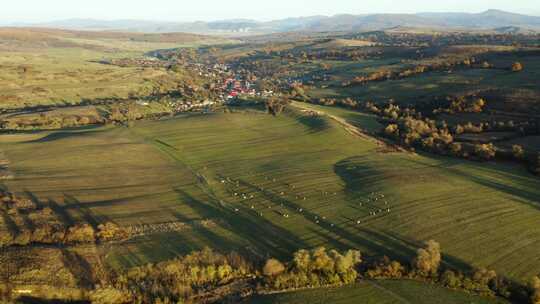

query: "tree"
xmin=441 ymin=270 xmax=462 ymax=288
xmin=293 ymin=249 xmax=311 ymax=272
xmin=511 ymin=62 xmax=523 ymax=72
xmin=481 ymin=61 xmax=491 ymax=69
xmin=97 ymin=222 xmax=129 ymax=242
xmin=512 ymin=145 xmax=525 ymax=160
xmin=311 ymin=247 xmax=334 ymax=274
xmin=470 ymin=98 xmax=486 ymax=113
xmin=472 ymin=268 xmax=497 ymax=295
xmin=413 ymin=240 xmax=441 ymax=276
xmin=64 ymin=224 xmax=96 ymax=244
xmin=265 ymin=97 xmax=290 ymax=116
xmin=366 ymin=256 xmax=405 ymax=279
xmin=474 ymin=143 xmax=496 ymax=160
xmin=263 ymin=258 xmax=285 ymax=277
xmin=450 ymin=142 xmax=463 ymax=156
xmin=385 ymin=124 xmax=399 ymax=137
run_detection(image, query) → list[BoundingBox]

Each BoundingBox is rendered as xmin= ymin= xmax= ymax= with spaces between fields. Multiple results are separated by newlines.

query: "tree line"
xmin=4 ymin=240 xmax=538 ymax=304
xmin=0 ymin=190 xmax=129 ymax=247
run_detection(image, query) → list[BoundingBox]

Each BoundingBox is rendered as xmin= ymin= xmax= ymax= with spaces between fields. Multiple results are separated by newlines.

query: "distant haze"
xmin=1 ymin=0 xmax=539 ymax=23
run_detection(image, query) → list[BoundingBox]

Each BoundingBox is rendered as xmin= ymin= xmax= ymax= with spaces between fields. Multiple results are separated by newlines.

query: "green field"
xmin=308 ymin=52 xmax=540 ymax=105
xmin=1 ymin=106 xmax=539 ymax=281
xmin=244 ymin=280 xmax=509 ymax=304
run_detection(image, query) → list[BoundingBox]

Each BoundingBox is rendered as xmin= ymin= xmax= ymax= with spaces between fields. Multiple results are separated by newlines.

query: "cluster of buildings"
xmin=189 ymin=63 xmax=275 ymax=101
xmin=222 ymin=78 xmax=256 ymax=99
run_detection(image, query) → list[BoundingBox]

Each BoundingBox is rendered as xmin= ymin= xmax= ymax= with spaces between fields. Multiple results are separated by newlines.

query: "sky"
xmin=2 ymin=0 xmax=539 ymax=23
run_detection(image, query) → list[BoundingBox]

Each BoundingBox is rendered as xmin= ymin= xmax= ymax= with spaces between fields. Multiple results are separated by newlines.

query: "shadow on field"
xmin=60 ymin=249 xmax=95 ymax=289
xmin=22 ymin=126 xmax=106 ymax=144
xmin=174 ymin=188 xmax=308 ymax=259
xmin=309 ymin=225 xmax=475 ymax=273
xmin=63 ymin=194 xmax=101 ymax=229
xmin=294 ymin=114 xmax=330 ymax=134
xmin=227 ymin=177 xmax=426 ymax=264
xmin=333 ymin=156 xmax=385 ymax=198
xmin=332 ymin=156 xmax=477 ymax=271
xmin=405 ymin=156 xmax=540 ymax=210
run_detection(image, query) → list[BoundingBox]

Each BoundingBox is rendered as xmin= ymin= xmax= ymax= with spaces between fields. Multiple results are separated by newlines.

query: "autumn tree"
xmin=413 ymin=240 xmax=441 ymax=276
xmin=366 ymin=256 xmax=405 ymax=279
xmin=474 ymin=143 xmax=496 ymax=160
xmin=97 ymin=222 xmax=129 ymax=242
xmin=512 ymin=144 xmax=525 ymax=160
xmin=449 ymin=142 xmax=463 ymax=156
xmin=64 ymin=224 xmax=95 ymax=244
xmin=265 ymin=97 xmax=290 ymax=116
xmin=263 ymin=258 xmax=286 ymax=277
xmin=511 ymin=62 xmax=523 ymax=72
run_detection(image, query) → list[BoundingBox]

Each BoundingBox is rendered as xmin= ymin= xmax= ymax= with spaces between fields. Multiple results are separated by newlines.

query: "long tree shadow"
xmin=174 ymin=188 xmax=308 ymax=259
xmin=22 ymin=126 xmax=106 ymax=144
xmin=60 ymin=248 xmax=95 ymax=289
xmin=232 ymin=177 xmax=421 ymax=260
xmin=0 ymin=209 xmax=20 ymax=235
xmin=63 ymin=194 xmax=101 ymax=229
xmin=47 ymin=198 xmax=75 ymax=226
xmin=404 ymin=156 xmax=540 ymax=210
xmin=333 ymin=156 xmax=390 ymax=198
xmin=293 ymin=113 xmax=331 ymax=134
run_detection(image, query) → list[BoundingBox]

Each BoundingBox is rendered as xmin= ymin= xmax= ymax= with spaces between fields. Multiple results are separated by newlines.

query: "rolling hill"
xmin=11 ymin=10 xmax=540 ymax=35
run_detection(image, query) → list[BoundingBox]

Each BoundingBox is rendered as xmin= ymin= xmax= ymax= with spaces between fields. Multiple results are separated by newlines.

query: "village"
xmin=105 ymin=55 xmax=280 ymax=114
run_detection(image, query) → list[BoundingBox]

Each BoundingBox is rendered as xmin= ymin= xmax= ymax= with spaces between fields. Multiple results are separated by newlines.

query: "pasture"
xmin=1 ymin=107 xmax=539 ymax=282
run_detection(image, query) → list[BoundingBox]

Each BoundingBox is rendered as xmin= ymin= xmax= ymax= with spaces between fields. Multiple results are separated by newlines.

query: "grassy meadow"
xmin=244 ymin=280 xmax=510 ymax=304
xmin=0 ymin=28 xmax=230 ymax=110
xmin=1 ymin=106 xmax=539 ymax=283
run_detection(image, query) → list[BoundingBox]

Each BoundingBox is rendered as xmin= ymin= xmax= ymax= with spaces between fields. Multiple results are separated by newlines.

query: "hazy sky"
xmin=3 ymin=0 xmax=540 ymax=23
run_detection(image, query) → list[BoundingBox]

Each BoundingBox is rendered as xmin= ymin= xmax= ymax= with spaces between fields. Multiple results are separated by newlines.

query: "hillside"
xmin=0 ymin=27 xmax=226 ymax=51
xmin=15 ymin=10 xmax=540 ymax=35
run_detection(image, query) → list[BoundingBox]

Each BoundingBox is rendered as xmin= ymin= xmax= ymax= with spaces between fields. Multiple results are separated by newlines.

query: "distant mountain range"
xmin=8 ymin=10 xmax=540 ymax=35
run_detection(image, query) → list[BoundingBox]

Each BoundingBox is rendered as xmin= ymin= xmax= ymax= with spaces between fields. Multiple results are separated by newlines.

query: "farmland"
xmin=2 ymin=106 xmax=539 ymax=280
xmin=244 ymin=280 xmax=510 ymax=304
xmin=0 ymin=25 xmax=540 ymax=303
